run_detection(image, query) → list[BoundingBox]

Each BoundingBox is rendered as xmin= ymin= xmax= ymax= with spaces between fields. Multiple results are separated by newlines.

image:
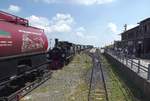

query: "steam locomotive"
xmin=49 ymin=39 xmax=74 ymax=69
xmin=48 ymin=39 xmax=93 ymax=70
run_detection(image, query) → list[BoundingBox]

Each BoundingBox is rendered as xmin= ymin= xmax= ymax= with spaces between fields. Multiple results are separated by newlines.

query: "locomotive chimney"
xmin=55 ymin=38 xmax=59 ymax=47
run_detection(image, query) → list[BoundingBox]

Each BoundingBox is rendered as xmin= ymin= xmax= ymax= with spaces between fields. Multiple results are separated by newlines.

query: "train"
xmin=0 ymin=11 xmax=50 ymax=96
xmin=48 ymin=39 xmax=93 ymax=70
xmin=0 ymin=11 xmax=93 ymax=97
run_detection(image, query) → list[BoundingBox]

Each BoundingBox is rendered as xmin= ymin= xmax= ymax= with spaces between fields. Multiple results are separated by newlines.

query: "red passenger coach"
xmin=0 ymin=11 xmax=49 ymax=87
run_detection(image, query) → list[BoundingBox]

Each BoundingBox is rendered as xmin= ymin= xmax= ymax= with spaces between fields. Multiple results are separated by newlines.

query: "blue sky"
xmin=0 ymin=0 xmax=150 ymax=47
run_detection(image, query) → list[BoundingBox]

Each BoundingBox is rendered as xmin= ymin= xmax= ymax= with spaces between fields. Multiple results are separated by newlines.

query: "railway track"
xmin=88 ymin=49 xmax=109 ymax=101
xmin=0 ymin=61 xmax=52 ymax=101
xmin=0 ymin=72 xmax=51 ymax=101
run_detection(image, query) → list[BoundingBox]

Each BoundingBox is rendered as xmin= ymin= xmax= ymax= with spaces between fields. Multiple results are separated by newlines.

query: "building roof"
xmin=120 ymin=17 xmax=150 ymax=36
xmin=140 ymin=18 xmax=150 ymax=24
xmin=121 ymin=26 xmax=139 ymax=35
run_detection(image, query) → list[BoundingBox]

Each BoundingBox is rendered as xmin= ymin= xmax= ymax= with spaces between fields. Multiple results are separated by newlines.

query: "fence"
xmin=105 ymin=49 xmax=150 ymax=80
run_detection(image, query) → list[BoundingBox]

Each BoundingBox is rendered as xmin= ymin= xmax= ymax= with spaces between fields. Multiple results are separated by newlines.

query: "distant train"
xmin=48 ymin=39 xmax=93 ymax=70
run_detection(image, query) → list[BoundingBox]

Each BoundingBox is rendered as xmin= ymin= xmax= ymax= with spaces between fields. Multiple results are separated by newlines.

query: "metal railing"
xmin=105 ymin=50 xmax=150 ymax=80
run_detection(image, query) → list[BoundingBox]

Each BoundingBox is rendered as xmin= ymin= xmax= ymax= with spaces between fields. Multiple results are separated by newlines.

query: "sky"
xmin=0 ymin=0 xmax=150 ymax=47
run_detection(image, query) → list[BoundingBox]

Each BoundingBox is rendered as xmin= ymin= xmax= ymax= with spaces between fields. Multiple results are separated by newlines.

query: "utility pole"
xmin=124 ymin=24 xmax=127 ymax=32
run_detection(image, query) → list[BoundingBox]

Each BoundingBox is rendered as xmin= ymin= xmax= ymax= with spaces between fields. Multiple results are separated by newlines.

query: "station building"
xmin=120 ymin=18 xmax=150 ymax=58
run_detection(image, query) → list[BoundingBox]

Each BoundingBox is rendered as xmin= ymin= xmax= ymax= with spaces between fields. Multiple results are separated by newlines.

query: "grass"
xmin=68 ymin=81 xmax=89 ymax=101
xmin=21 ymin=52 xmax=93 ymax=101
xmin=101 ymin=54 xmax=143 ymax=101
xmin=67 ymin=52 xmax=93 ymax=101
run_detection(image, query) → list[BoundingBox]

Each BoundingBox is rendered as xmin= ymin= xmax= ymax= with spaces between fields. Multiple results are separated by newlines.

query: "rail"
xmin=88 ymin=56 xmax=94 ymax=101
xmin=0 ymin=59 xmax=52 ymax=101
xmin=98 ymin=50 xmax=109 ymax=101
xmin=0 ymin=60 xmax=51 ymax=87
xmin=88 ymin=49 xmax=109 ymax=101
xmin=105 ymin=49 xmax=150 ymax=80
xmin=0 ymin=72 xmax=51 ymax=101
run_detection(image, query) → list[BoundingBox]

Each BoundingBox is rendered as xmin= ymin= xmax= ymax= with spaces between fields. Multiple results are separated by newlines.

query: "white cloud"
xmin=29 ymin=0 xmax=115 ymax=5
xmin=75 ymin=27 xmax=86 ymax=37
xmin=7 ymin=5 xmax=21 ymax=13
xmin=75 ymin=27 xmax=97 ymax=41
xmin=26 ymin=13 xmax=74 ymax=33
xmin=50 ymin=13 xmax=74 ymax=33
xmin=76 ymin=32 xmax=84 ymax=37
xmin=42 ymin=0 xmax=57 ymax=3
xmin=86 ymin=35 xmax=97 ymax=40
xmin=76 ymin=27 xmax=86 ymax=32
xmin=72 ymin=0 xmax=114 ymax=5
xmin=27 ymin=15 xmax=50 ymax=27
xmin=108 ymin=22 xmax=117 ymax=33
xmin=31 ymin=0 xmax=58 ymax=3
xmin=75 ymin=31 xmax=97 ymax=46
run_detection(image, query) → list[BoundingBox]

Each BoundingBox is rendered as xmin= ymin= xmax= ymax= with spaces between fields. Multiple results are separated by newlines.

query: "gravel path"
xmin=21 ymin=53 xmax=92 ymax=101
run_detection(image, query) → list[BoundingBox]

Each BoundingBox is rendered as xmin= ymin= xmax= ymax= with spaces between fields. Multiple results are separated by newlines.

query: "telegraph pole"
xmin=124 ymin=24 xmax=127 ymax=32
